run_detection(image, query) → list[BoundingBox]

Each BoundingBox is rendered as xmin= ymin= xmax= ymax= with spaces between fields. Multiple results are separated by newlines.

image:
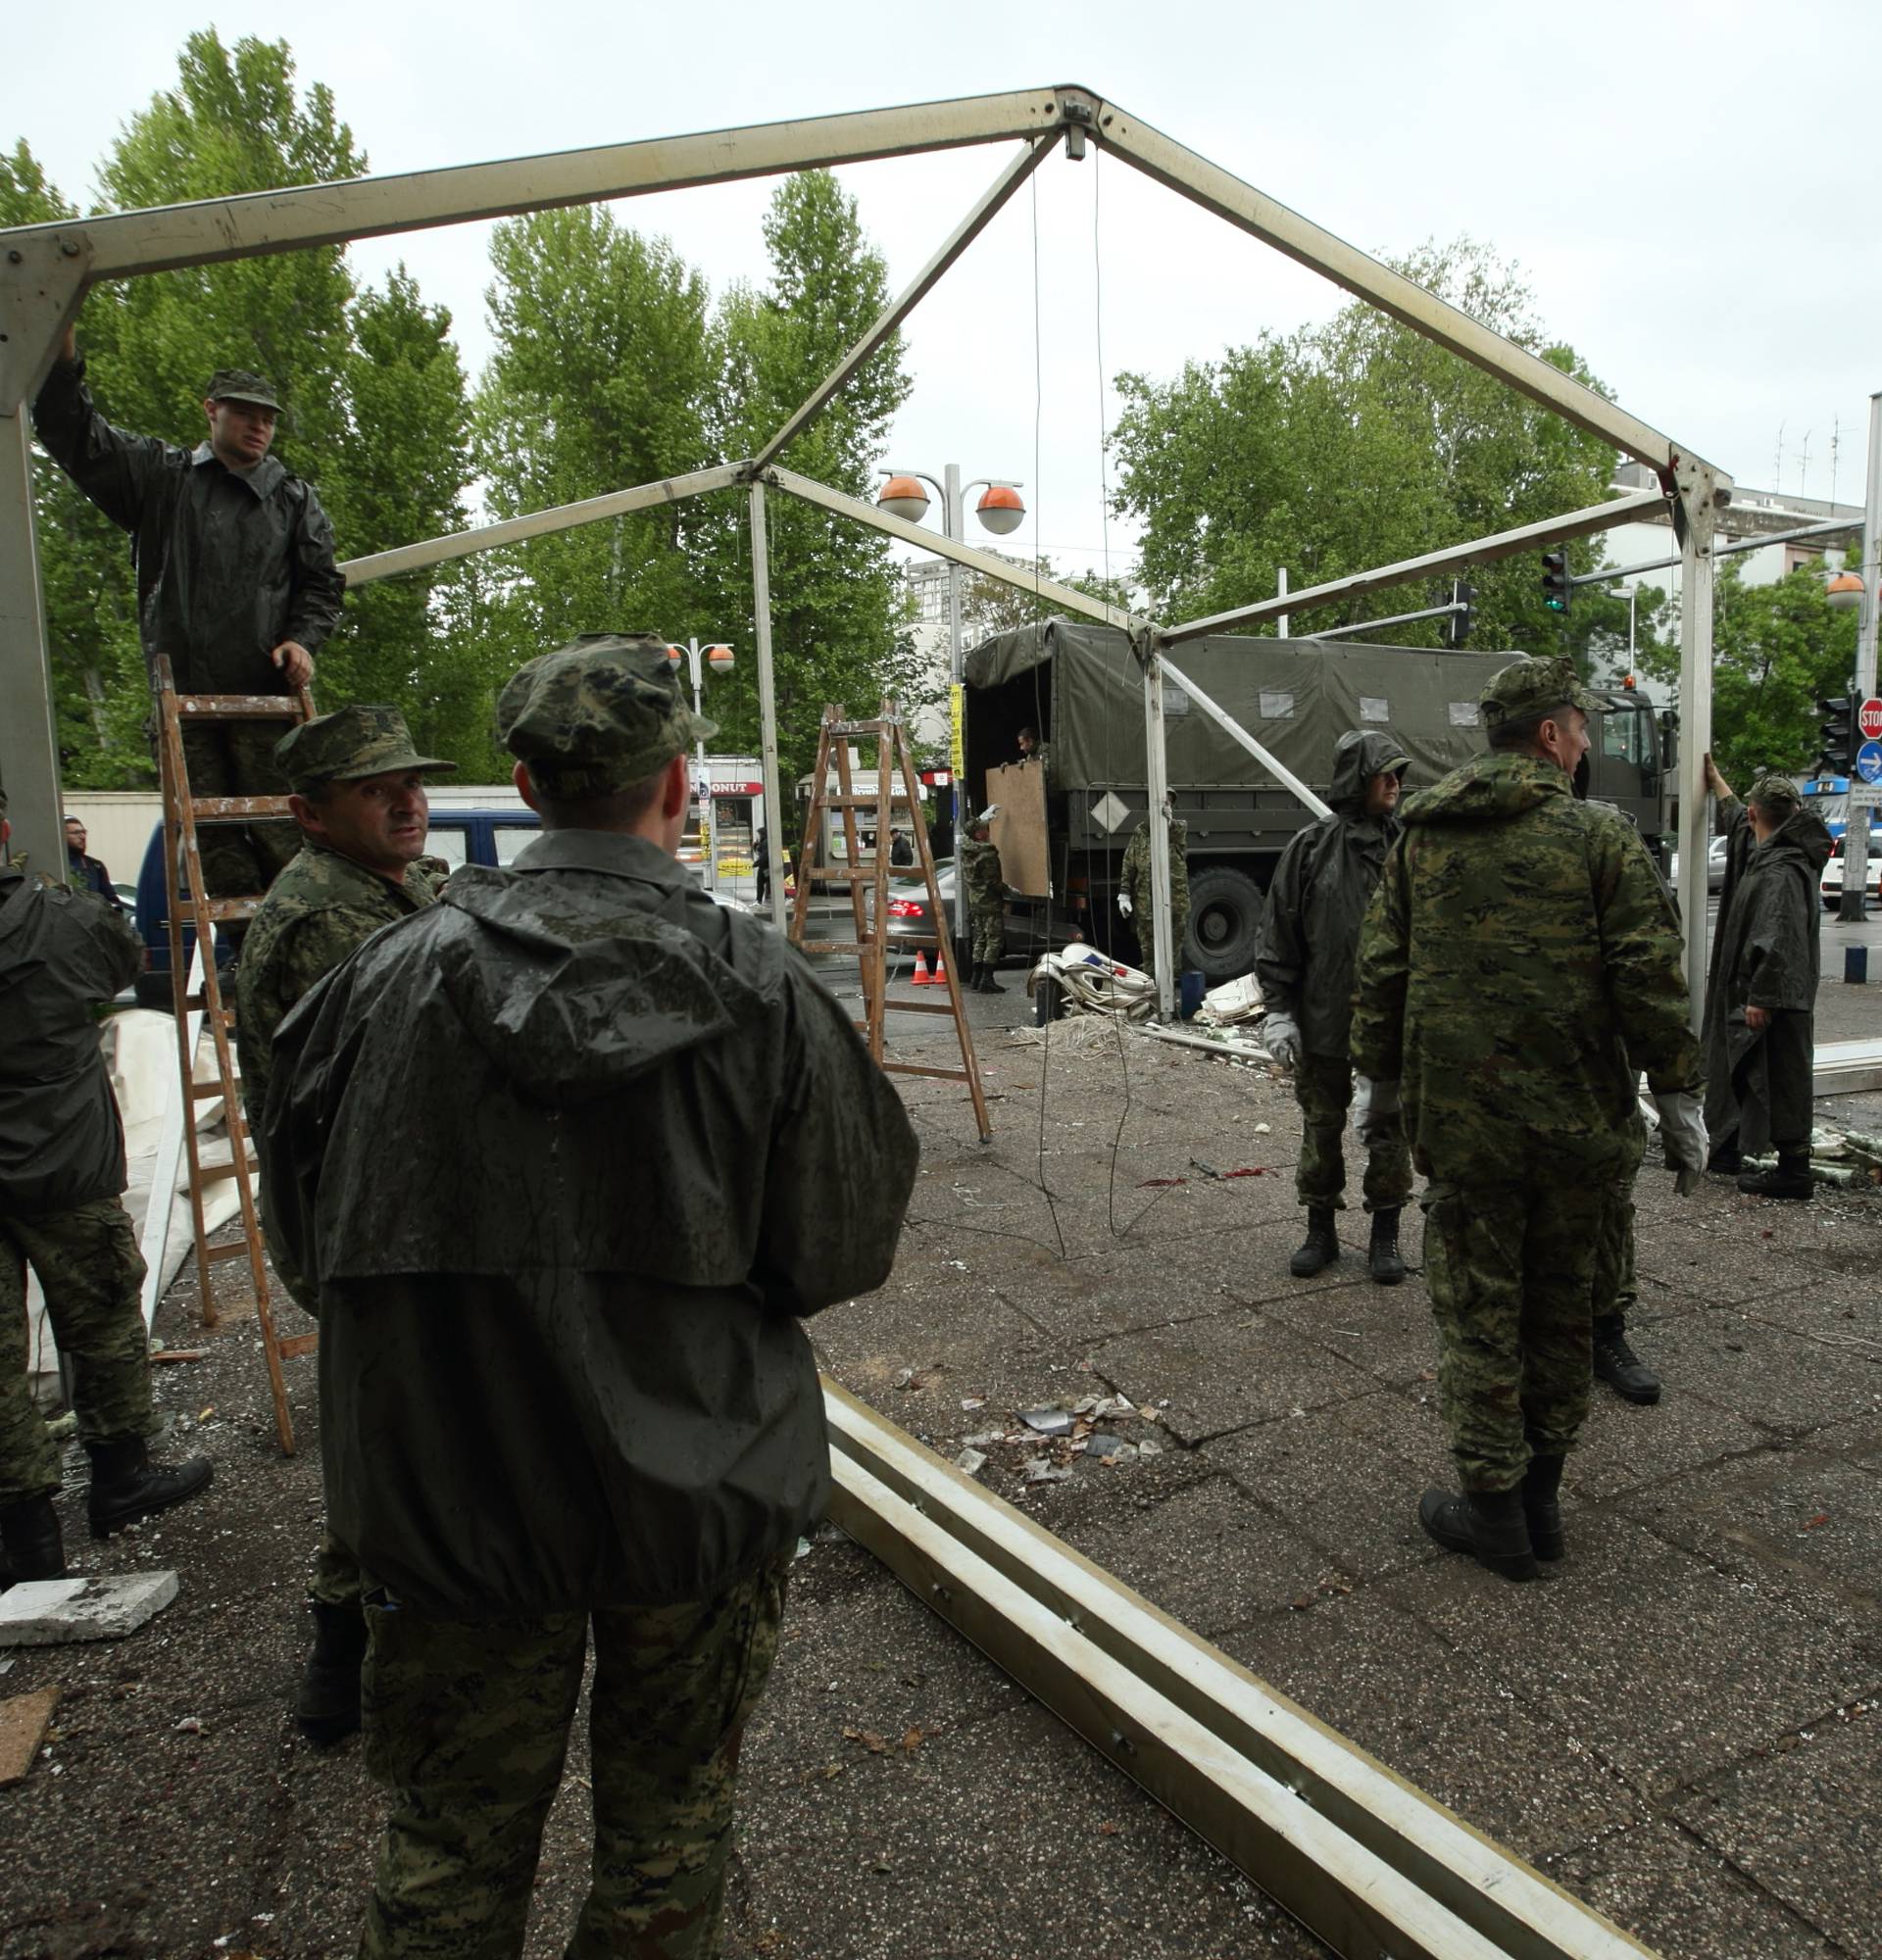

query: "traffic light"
xmin=1816 ymin=696 xmax=1857 ymax=776
xmin=1445 ymin=579 xmax=1478 ymax=648
xmin=1541 ymin=551 xmax=1570 ymax=614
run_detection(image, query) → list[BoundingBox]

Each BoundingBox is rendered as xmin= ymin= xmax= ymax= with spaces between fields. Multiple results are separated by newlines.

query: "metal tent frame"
xmin=0 ymin=83 xmax=1726 ymax=1023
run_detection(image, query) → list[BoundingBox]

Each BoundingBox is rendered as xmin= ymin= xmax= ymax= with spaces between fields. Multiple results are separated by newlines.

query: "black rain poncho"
xmin=264 ymin=829 xmax=918 ymax=1616
xmin=1253 ymin=730 xmax=1406 ymax=1059
xmin=1702 ymin=796 xmax=1831 ymax=1152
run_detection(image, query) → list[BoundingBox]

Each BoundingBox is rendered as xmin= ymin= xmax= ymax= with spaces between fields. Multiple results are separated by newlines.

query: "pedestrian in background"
xmin=63 ymin=818 xmax=126 ymax=912
xmin=1352 ymin=656 xmax=1705 ymax=1582
xmin=1701 ymin=756 xmax=1831 ymax=1200
xmin=1255 ymin=729 xmax=1413 ymax=1284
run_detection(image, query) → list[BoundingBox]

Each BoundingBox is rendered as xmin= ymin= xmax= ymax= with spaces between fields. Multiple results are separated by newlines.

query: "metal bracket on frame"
xmin=0 ymin=226 xmax=92 ymax=414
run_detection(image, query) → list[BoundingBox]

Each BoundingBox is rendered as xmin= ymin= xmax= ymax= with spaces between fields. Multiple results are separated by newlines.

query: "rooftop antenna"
xmin=1797 ymin=429 xmax=1812 ymax=500
xmin=1774 ymin=419 xmax=1785 ymax=491
xmin=1830 ymin=415 xmax=1842 ymax=508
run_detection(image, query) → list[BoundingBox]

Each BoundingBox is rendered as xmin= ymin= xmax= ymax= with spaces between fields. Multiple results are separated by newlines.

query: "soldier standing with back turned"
xmin=1352 ymin=657 xmax=1707 ymax=1582
xmin=1116 ymin=795 xmax=1190 ymax=984
xmin=236 ymin=706 xmax=454 ymax=1745
xmin=963 ymin=806 xmax=1009 ymax=993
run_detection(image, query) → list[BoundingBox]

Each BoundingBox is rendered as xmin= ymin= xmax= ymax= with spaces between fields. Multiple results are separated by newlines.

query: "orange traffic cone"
xmin=912 ymin=950 xmax=935 ymax=985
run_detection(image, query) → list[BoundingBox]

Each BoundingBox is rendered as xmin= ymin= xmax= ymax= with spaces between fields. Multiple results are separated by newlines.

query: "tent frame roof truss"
xmin=0 ymin=81 xmax=1722 ymax=1015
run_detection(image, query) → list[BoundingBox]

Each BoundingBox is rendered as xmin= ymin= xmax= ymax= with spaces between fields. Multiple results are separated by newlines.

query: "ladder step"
xmin=205 ymin=1241 xmax=252 ymax=1263
xmin=189 ymin=1078 xmax=235 ymax=1100
xmin=176 ymin=693 xmax=307 ymax=721
xmin=810 ymin=865 xmax=897 ymax=881
xmin=203 ymin=897 xmax=264 ymax=923
xmin=197 ymin=1157 xmax=257 ymax=1186
xmin=881 ymin=1061 xmax=973 ymax=1082
xmin=884 ymin=999 xmax=963 ymax=1014
xmin=819 ymin=794 xmax=918 ymax=808
xmin=189 ymin=794 xmax=294 ymax=821
xmin=276 ymin=1333 xmax=318 ymax=1360
xmin=798 ymin=939 xmax=874 ymax=955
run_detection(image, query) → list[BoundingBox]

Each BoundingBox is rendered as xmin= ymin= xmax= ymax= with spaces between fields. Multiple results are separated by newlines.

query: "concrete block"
xmin=0 ymin=1571 xmax=178 ymax=1645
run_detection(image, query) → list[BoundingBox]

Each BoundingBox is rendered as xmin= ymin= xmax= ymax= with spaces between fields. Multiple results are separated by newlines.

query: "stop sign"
xmin=1861 ymin=698 xmax=1882 ymax=741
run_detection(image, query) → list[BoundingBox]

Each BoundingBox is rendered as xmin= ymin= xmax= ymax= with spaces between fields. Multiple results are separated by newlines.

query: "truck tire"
xmin=1183 ymin=866 xmax=1265 ymax=984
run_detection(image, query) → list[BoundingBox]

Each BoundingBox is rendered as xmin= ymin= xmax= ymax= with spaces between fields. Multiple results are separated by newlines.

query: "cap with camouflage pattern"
xmin=497 ymin=633 xmax=717 ymax=798
xmin=206 ymin=368 xmax=280 ymax=411
xmin=1480 ymin=654 xmax=1596 ymax=729
xmin=275 ymin=705 xmax=455 ymax=794
xmin=1746 ymin=771 xmax=1803 ymax=812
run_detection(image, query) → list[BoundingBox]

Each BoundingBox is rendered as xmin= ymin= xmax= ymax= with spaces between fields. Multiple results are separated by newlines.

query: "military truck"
xmin=963 ymin=619 xmax=1674 ymax=984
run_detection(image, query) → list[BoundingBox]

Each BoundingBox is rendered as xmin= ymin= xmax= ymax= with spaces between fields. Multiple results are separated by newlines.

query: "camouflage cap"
xmin=206 ymin=368 xmax=280 ymax=410
xmin=275 ymin=705 xmax=456 ymax=794
xmin=497 ymin=633 xmax=717 ymax=798
xmin=1746 ymin=771 xmax=1803 ymax=811
xmin=1479 ymin=654 xmax=1595 ymax=729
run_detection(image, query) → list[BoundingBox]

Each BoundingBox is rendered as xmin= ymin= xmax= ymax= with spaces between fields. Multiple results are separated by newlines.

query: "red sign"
xmin=1859 ymin=698 xmax=1882 ymax=741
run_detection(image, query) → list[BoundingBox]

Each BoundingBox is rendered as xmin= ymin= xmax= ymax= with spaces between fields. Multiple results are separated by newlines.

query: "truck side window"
xmin=1448 ymin=702 xmax=1478 ymax=726
xmin=1360 ymin=696 xmax=1390 ymax=722
xmin=1260 ymin=691 xmax=1295 ymax=719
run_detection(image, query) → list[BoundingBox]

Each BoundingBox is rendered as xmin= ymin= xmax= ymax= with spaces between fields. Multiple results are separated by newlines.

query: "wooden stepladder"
xmin=789 ymin=701 xmax=991 ymax=1142
xmin=152 ymin=654 xmax=312 ymax=1454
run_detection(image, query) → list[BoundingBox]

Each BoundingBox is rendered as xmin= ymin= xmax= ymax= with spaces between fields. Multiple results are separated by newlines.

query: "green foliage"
xmin=1109 ymin=238 xmax=1665 ymax=671
xmin=1635 ymin=561 xmax=1859 ymax=785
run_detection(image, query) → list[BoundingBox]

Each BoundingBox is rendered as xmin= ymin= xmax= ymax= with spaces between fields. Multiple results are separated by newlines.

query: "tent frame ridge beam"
xmin=338 ymin=463 xmax=746 ymax=586
xmin=1163 ymin=489 xmax=1666 ymax=645
xmin=766 ymin=464 xmax=1153 ymax=633
xmin=1098 ymin=107 xmax=1698 ymax=482
xmin=752 ymin=133 xmax=1061 ymax=473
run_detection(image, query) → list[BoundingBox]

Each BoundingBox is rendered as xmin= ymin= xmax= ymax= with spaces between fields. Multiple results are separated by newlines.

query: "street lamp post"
xmin=669 ymin=638 xmax=734 ymax=891
xmin=877 ymin=466 xmax=1025 ymax=952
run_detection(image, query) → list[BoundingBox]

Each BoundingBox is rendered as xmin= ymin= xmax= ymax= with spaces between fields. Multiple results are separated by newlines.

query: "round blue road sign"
xmin=1857 ymin=739 xmax=1882 ymax=785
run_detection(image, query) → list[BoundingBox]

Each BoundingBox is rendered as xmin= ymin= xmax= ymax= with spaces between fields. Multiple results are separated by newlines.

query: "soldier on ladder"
xmin=32 ymin=316 xmax=346 ymax=902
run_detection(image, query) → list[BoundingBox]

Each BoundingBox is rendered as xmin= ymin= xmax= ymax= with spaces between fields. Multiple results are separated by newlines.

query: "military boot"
xmin=0 ymin=1494 xmax=66 ymax=1589
xmin=1289 ymin=1206 xmax=1340 ymax=1277
xmin=1366 ymin=1207 xmax=1406 ymax=1286
xmin=1416 ymin=1485 xmax=1539 ymax=1583
xmin=1593 ymin=1328 xmax=1660 ymax=1404
xmin=1521 ymin=1454 xmax=1566 ymax=1562
xmin=85 ymin=1435 xmax=214 ymax=1540
xmin=1737 ymin=1148 xmax=1812 ymax=1201
xmin=296 ymin=1600 xmax=370 ymax=1747
xmin=980 ymin=961 xmax=1006 ymax=993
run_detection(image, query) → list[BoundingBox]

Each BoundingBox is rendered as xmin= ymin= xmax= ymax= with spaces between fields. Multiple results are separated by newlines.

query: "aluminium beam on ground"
xmin=748 ymin=480 xmax=788 ymax=931
xmin=0 ymin=89 xmax=1076 ymax=409
xmin=823 ymin=1378 xmax=1659 ymax=1960
xmin=1163 ymin=489 xmax=1668 ymax=645
xmin=1093 ymin=107 xmax=1688 ymax=482
xmin=750 ymin=134 xmax=1059 ymax=474
xmin=338 ymin=464 xmax=747 ymax=587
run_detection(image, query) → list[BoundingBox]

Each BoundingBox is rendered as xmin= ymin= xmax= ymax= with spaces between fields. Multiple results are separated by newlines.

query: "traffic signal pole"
xmin=1843 ymin=392 xmax=1881 ymax=924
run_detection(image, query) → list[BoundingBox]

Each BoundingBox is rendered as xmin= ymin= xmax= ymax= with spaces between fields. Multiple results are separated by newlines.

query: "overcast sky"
xmin=7 ymin=0 xmax=1879 ymax=591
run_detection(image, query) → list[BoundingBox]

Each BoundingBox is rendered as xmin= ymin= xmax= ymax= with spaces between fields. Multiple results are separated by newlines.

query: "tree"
xmin=1109 ymin=238 xmax=1661 ymax=669
xmin=697 ymin=172 xmax=917 ymax=788
xmin=1635 ymin=562 xmax=1858 ymax=786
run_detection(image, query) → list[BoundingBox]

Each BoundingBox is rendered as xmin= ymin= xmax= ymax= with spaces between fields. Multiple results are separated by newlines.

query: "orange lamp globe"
xmin=976 ymin=483 xmax=1026 ymax=536
xmin=877 ymin=474 xmax=931 ymax=523
xmin=1826 ymin=569 xmax=1864 ymax=613
xmin=706 ymin=643 xmax=735 ymax=673
xmin=666 ymin=643 xmax=684 ymax=668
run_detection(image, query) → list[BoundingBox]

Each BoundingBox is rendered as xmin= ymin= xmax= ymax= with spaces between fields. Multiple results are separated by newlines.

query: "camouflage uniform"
xmin=1592 ymin=1108 xmax=1646 ymax=1346
xmin=264 ymin=635 xmax=918 ymax=1955
xmin=1352 ymin=658 xmax=1700 ymax=1492
xmin=237 ymin=707 xmax=450 ymax=1624
xmin=1119 ymin=811 xmax=1190 ymax=979
xmin=963 ymin=833 xmax=1007 ymax=966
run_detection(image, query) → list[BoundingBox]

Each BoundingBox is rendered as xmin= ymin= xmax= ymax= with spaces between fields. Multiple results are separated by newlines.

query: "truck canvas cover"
xmin=965 ymin=619 xmax=1513 ymax=797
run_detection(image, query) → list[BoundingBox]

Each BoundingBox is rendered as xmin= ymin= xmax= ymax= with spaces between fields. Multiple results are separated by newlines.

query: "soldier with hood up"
xmin=1700 ymin=757 xmax=1832 ymax=1200
xmin=1255 ymin=730 xmax=1414 ymax=1285
xmin=1352 ymin=656 xmax=1706 ymax=1583
xmin=264 ymin=633 xmax=917 ymax=1955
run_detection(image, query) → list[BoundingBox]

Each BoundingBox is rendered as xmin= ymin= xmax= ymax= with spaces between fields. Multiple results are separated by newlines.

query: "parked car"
xmin=872 ymin=866 xmax=1097 ymax=969
xmin=1819 ymin=833 xmax=1882 ymax=910
xmin=1668 ymin=834 xmax=1729 ymax=898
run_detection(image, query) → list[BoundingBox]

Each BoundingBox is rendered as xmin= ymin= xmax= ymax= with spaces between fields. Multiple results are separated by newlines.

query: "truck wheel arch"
xmin=1183 ymin=865 xmax=1266 ymax=984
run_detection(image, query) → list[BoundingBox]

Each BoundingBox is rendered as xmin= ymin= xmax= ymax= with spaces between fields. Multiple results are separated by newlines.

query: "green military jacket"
xmin=235 ymin=841 xmax=438 ymax=1142
xmin=962 ymin=836 xmax=1005 ymax=912
xmin=1118 ymin=813 xmax=1190 ymax=921
xmin=1351 ymin=752 xmax=1699 ymax=1179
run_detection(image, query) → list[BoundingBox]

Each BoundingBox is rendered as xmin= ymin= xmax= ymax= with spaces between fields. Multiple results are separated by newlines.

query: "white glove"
xmin=1263 ymin=1012 xmax=1301 ymax=1070
xmin=1653 ymin=1090 xmax=1709 ymax=1196
xmin=1115 ymin=890 xmax=1133 ymax=918
xmin=1353 ymin=1075 xmax=1401 ymax=1147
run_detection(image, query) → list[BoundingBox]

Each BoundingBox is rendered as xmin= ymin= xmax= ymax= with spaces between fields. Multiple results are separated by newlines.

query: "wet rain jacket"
xmin=0 ymin=869 xmax=141 ymax=1213
xmin=1351 ymin=752 xmax=1699 ymax=1179
xmin=1702 ymin=795 xmax=1831 ymax=1151
xmin=263 ymin=828 xmax=918 ymax=1616
xmin=1254 ymin=730 xmax=1404 ymax=1058
xmin=32 ymin=356 xmax=344 ymax=693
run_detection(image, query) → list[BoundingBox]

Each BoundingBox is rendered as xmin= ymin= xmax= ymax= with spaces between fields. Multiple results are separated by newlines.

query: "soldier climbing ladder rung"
xmin=152 ymin=654 xmax=310 ymax=1456
xmin=789 ymin=702 xmax=990 ymax=1142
